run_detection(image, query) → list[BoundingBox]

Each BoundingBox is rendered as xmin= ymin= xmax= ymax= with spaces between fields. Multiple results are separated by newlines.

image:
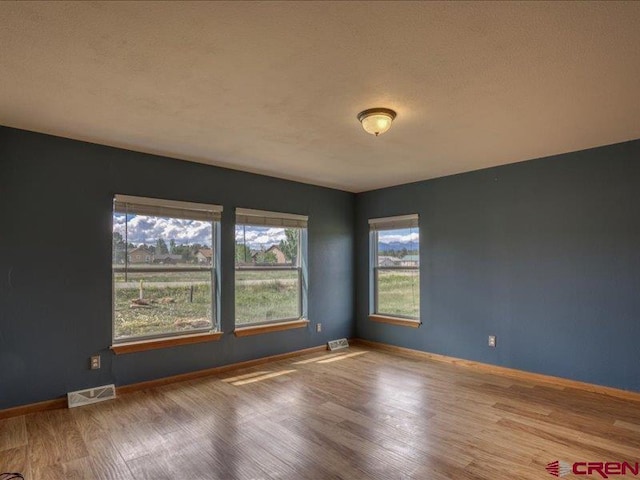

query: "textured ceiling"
xmin=1 ymin=2 xmax=640 ymax=192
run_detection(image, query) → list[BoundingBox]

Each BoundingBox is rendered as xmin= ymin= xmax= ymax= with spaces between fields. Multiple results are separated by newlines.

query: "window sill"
xmin=111 ymin=331 xmax=223 ymax=355
xmin=369 ymin=315 xmax=421 ymax=328
xmin=234 ymin=319 xmax=309 ymax=337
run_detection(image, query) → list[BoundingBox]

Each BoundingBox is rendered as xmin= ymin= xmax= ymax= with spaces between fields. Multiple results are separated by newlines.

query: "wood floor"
xmin=2 ymin=346 xmax=640 ymax=479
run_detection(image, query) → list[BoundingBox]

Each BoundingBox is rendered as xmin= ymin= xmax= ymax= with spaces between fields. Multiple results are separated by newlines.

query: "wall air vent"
xmin=67 ymin=384 xmax=116 ymax=408
xmin=327 ymin=338 xmax=349 ymax=351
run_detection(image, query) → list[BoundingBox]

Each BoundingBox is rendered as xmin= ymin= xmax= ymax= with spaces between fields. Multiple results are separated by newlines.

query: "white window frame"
xmin=112 ymin=194 xmax=222 ymax=343
xmin=369 ymin=214 xmax=420 ymax=320
xmin=235 ymin=208 xmax=308 ymax=327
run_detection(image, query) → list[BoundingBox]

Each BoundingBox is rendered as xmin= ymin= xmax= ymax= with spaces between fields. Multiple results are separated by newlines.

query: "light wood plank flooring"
xmin=2 ymin=346 xmax=640 ymax=479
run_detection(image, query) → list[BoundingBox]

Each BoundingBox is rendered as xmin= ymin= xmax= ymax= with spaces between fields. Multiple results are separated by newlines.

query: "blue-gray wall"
xmin=0 ymin=127 xmax=355 ymax=409
xmin=356 ymin=140 xmax=640 ymax=392
xmin=2 ymin=125 xmax=640 ymax=410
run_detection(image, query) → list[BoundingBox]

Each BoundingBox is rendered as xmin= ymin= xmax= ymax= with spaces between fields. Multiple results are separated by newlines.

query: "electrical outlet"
xmin=488 ymin=335 xmax=497 ymax=348
xmin=90 ymin=355 xmax=101 ymax=370
xmin=316 ymin=323 xmax=322 ymax=333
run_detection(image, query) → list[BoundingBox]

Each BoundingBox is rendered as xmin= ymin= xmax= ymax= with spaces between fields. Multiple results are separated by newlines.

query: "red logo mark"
xmin=546 ymin=460 xmax=640 ymax=478
xmin=546 ymin=460 xmax=571 ymax=477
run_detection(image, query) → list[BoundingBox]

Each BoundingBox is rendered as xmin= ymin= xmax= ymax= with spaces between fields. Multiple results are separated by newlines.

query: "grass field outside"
xmin=113 ymin=267 xmax=302 ymax=338
xmin=114 ymin=282 xmax=212 ymax=340
xmin=376 ymin=269 xmax=420 ymax=319
xmin=113 ymin=266 xmax=419 ymax=339
xmin=235 ymin=269 xmax=300 ymax=325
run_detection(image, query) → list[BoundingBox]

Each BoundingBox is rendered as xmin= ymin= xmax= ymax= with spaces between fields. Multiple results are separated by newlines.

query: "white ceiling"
xmin=2 ymin=2 xmax=640 ymax=192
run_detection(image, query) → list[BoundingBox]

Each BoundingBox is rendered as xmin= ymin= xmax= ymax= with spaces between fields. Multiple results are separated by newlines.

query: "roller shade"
xmin=369 ymin=214 xmax=419 ymax=231
xmin=236 ymin=208 xmax=308 ymax=228
xmin=114 ymin=194 xmax=222 ymax=222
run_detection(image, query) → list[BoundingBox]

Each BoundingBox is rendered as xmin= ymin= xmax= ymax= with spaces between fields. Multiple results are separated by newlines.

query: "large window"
xmin=370 ymin=214 xmax=420 ymax=320
xmin=235 ymin=208 xmax=308 ymax=326
xmin=112 ymin=195 xmax=221 ymax=342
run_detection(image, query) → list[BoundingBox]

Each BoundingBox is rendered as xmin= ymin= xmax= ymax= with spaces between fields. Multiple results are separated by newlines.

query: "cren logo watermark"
xmin=546 ymin=460 xmax=640 ymax=478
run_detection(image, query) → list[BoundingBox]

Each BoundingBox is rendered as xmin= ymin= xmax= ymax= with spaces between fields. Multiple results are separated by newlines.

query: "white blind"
xmin=369 ymin=214 xmax=419 ymax=231
xmin=114 ymin=194 xmax=222 ymax=222
xmin=236 ymin=208 xmax=308 ymax=228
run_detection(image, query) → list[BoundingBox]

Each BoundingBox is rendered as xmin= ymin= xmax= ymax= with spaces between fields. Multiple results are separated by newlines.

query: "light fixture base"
xmin=356 ymin=108 xmax=397 ymax=123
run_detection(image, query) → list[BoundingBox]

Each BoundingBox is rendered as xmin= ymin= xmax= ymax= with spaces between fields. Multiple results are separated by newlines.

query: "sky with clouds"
xmin=235 ymin=225 xmax=287 ymax=249
xmin=113 ymin=214 xmax=289 ymax=249
xmin=378 ymin=228 xmax=419 ymax=245
xmin=114 ymin=214 xmax=212 ymax=246
xmin=114 ymin=216 xmax=417 ymax=249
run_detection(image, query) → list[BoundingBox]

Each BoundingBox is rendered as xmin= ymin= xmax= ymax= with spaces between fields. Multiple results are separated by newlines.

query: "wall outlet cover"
xmin=90 ymin=355 xmax=101 ymax=370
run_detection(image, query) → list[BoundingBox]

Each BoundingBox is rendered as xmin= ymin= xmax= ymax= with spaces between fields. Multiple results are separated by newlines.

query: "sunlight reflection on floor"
xmin=231 ymin=369 xmax=297 ymax=386
xmin=316 ymin=351 xmax=368 ymax=363
xmin=221 ymin=350 xmax=368 ymax=388
xmin=222 ymin=370 xmax=270 ymax=383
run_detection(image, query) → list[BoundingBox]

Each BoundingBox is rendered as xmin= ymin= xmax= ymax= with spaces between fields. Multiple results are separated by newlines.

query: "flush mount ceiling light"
xmin=357 ymin=108 xmax=397 ymax=136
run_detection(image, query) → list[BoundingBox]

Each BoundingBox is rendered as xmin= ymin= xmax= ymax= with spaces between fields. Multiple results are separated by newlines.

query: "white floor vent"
xmin=327 ymin=338 xmax=349 ymax=351
xmin=67 ymin=384 xmax=116 ymax=408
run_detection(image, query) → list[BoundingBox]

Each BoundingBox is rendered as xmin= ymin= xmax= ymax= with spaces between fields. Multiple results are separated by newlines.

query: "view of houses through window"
xmin=112 ymin=196 xmax=220 ymax=341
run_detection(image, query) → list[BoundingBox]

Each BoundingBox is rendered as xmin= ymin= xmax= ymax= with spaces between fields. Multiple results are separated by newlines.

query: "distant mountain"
xmin=379 ymin=241 xmax=419 ymax=252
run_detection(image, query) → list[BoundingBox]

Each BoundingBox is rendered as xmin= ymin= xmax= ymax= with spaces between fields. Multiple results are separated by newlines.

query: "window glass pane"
xmin=114 ymin=270 xmax=212 ymax=340
xmin=376 ymin=227 xmax=419 ymax=267
xmin=235 ymin=224 xmax=302 ymax=325
xmin=235 ymin=225 xmax=298 ymax=266
xmin=375 ymin=226 xmax=420 ymax=319
xmin=113 ymin=212 xmax=213 ymax=340
xmin=235 ymin=269 xmax=300 ymax=325
xmin=376 ymin=269 xmax=420 ymax=318
xmin=113 ymin=213 xmax=213 ymax=266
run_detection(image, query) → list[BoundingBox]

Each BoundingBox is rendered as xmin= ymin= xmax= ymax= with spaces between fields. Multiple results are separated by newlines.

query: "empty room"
xmin=1 ymin=1 xmax=640 ymax=479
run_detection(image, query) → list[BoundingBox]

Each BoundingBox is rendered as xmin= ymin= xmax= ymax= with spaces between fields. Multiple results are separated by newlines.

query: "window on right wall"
xmin=369 ymin=214 xmax=420 ymax=321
